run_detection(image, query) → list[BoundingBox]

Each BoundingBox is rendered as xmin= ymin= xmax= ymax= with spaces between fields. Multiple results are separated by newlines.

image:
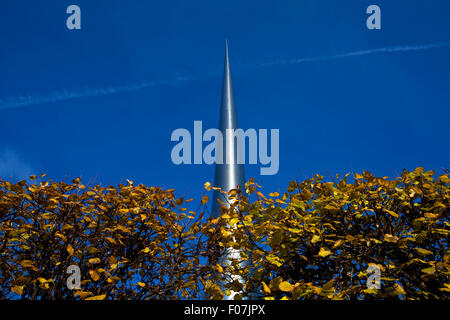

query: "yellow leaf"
xmin=269 ymin=192 xmax=279 ymax=197
xmin=228 ymin=189 xmax=237 ymax=197
xmin=105 ymin=237 xmax=117 ymax=245
xmin=116 ymin=225 xmax=131 ymax=234
xmin=89 ymin=258 xmax=101 ymax=264
xmin=279 ymin=281 xmax=293 ymax=292
xmin=384 ymin=209 xmax=399 ymax=218
xmin=19 ymin=260 xmax=38 ymax=271
xmin=318 ymin=247 xmax=332 ymax=257
xmin=312 ymin=286 xmax=322 ymax=295
xmin=355 ymin=173 xmax=364 ymax=179
xmin=67 ymin=244 xmax=74 ymax=256
xmin=141 ymin=247 xmax=150 ymax=253
xmin=438 ymin=175 xmax=450 ymax=184
xmin=137 ymin=282 xmax=146 ymax=288
xmin=204 ymin=182 xmax=212 ymax=191
xmin=439 ymin=284 xmax=450 ymax=292
xmin=421 ymin=267 xmax=435 ymax=274
xmin=40 ymin=282 xmax=50 ymax=289
xmin=333 ymin=240 xmax=344 ymax=248
xmin=11 ymin=285 xmax=24 ymax=295
xmin=355 ymin=173 xmax=363 ymax=179
xmin=392 ymin=284 xmax=406 ymax=296
xmin=270 ymin=277 xmax=283 ymax=291
xmin=383 ymin=234 xmax=399 ymax=243
xmin=319 ymin=282 xmax=336 ymax=298
xmin=201 ymin=195 xmax=209 ymax=205
xmin=256 ymin=191 xmax=267 ymax=201
xmin=262 ymin=282 xmax=271 ymax=294
xmin=85 ymin=294 xmax=106 ymax=300
xmin=55 ymin=232 xmax=67 ymax=242
xmin=266 ymin=254 xmax=283 ymax=267
xmin=89 ymin=270 xmax=100 ymax=281
xmin=311 ymin=235 xmax=321 ymax=244
xmin=37 ymin=277 xmax=49 ymax=284
xmin=414 ymin=167 xmax=424 ymax=174
xmin=108 ymin=256 xmax=118 ymax=264
xmin=415 ymin=248 xmax=433 ymax=256
xmin=74 ymin=291 xmax=92 ymax=299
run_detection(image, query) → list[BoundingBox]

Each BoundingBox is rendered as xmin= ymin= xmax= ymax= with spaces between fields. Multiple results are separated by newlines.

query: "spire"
xmin=212 ymin=41 xmax=250 ymax=301
xmin=212 ymin=41 xmax=246 ymax=218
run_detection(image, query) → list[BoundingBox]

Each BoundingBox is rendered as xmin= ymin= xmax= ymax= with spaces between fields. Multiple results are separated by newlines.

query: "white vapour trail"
xmin=260 ymin=42 xmax=449 ymax=67
xmin=0 ymin=72 xmax=216 ymax=110
xmin=0 ymin=42 xmax=447 ymax=110
xmin=0 ymin=80 xmax=166 ymax=110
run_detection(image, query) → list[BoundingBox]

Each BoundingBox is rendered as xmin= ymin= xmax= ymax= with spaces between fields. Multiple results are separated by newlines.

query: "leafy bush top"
xmin=0 ymin=168 xmax=448 ymax=300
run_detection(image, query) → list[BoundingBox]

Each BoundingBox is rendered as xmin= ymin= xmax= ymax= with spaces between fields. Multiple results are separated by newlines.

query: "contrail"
xmin=0 ymin=81 xmax=160 ymax=109
xmin=260 ymin=42 xmax=448 ymax=67
xmin=0 ymin=71 xmax=219 ymax=110
xmin=0 ymin=42 xmax=447 ymax=110
xmin=0 ymin=75 xmax=206 ymax=110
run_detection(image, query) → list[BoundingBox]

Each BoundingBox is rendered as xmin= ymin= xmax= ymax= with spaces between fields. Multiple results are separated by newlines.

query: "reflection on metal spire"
xmin=212 ymin=40 xmax=245 ymax=218
xmin=211 ymin=41 xmax=247 ymax=300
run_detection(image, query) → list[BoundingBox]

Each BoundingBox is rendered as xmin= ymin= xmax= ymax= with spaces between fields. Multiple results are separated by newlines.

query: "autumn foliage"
xmin=0 ymin=168 xmax=449 ymax=300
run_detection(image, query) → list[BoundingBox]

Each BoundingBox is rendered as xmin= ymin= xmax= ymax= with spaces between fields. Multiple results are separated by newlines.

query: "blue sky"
xmin=0 ymin=0 xmax=449 ymax=200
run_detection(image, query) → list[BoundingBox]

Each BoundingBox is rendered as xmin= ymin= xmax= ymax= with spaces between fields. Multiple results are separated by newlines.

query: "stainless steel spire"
xmin=211 ymin=41 xmax=247 ymax=300
xmin=211 ymin=40 xmax=245 ymax=218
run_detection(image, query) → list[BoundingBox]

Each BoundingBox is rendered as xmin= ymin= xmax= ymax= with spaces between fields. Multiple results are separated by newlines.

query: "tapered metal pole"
xmin=211 ymin=41 xmax=246 ymax=300
xmin=212 ymin=40 xmax=245 ymax=217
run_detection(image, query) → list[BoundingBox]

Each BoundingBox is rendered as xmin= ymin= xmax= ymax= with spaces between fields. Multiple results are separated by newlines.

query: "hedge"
xmin=0 ymin=168 xmax=448 ymax=300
